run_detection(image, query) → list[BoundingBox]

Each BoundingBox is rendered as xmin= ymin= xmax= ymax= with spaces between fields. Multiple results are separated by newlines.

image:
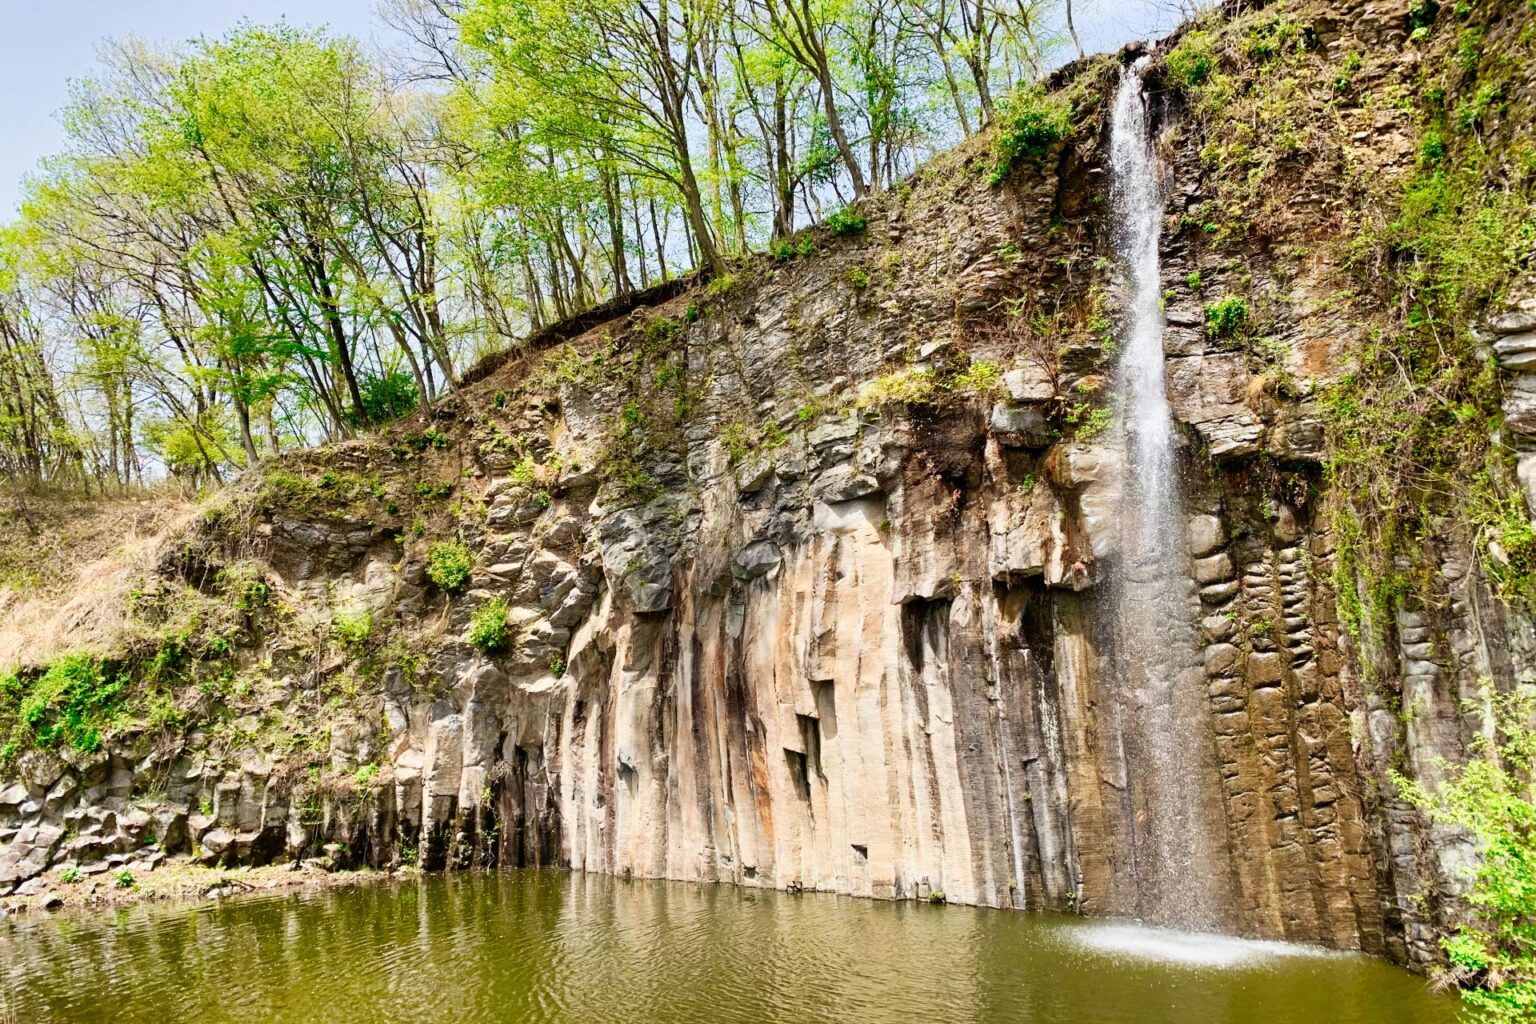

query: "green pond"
xmin=0 ymin=871 xmax=1457 ymax=1024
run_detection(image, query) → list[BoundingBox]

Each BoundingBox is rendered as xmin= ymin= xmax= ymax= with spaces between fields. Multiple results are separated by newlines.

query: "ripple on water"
xmin=0 ymin=872 xmax=1457 ymax=1024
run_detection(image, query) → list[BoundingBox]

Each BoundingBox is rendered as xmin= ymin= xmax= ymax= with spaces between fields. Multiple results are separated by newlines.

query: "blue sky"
xmin=0 ymin=1 xmax=1181 ymax=215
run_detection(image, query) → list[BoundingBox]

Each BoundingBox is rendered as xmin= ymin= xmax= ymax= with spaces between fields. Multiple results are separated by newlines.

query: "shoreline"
xmin=0 ymin=859 xmax=401 ymax=917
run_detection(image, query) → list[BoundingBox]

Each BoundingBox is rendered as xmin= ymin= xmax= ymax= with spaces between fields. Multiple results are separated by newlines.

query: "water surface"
xmin=0 ymin=871 xmax=1455 ymax=1024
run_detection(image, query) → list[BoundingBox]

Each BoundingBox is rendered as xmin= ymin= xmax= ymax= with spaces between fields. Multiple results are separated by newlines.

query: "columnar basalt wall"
xmin=5 ymin=0 xmax=1535 ymax=973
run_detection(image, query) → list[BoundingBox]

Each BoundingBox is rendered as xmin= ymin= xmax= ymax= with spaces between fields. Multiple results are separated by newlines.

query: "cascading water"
xmin=1107 ymin=59 xmax=1231 ymax=932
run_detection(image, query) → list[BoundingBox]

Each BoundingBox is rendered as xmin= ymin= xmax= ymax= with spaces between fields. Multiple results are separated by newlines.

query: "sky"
xmin=0 ymin=0 xmax=380 ymax=214
xmin=0 ymin=0 xmax=1183 ymax=216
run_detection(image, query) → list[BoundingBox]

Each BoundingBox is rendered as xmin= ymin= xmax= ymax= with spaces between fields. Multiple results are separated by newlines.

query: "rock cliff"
xmin=4 ymin=0 xmax=1536 ymax=972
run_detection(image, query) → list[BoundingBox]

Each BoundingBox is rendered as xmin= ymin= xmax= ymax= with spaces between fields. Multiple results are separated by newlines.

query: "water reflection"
xmin=0 ymin=871 xmax=1455 ymax=1024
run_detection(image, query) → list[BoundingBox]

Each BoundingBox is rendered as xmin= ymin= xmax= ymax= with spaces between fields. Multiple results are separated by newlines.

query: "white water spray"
xmin=1107 ymin=59 xmax=1230 ymax=932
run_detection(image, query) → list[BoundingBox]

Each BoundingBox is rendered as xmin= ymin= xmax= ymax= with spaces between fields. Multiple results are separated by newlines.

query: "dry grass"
xmin=0 ymin=489 xmax=197 ymax=670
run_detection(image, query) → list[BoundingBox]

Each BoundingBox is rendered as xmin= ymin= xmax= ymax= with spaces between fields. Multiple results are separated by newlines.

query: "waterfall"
xmin=1107 ymin=59 xmax=1230 ymax=932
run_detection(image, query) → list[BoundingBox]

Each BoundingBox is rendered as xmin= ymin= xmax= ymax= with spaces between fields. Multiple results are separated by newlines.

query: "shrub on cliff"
xmin=466 ymin=597 xmax=510 ymax=653
xmin=1396 ymin=684 xmax=1536 ymax=1023
xmin=989 ymin=88 xmax=1071 ymax=185
xmin=1165 ymin=29 xmax=1217 ymax=88
xmin=1204 ymin=296 xmax=1248 ymax=339
xmin=331 ymin=605 xmax=374 ymax=649
xmin=0 ymin=654 xmax=124 ymax=757
xmin=426 ymin=539 xmax=475 ymax=592
xmin=825 ymin=206 xmax=866 ymax=235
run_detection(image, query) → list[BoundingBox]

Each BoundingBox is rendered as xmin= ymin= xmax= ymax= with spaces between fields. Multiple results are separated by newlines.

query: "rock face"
xmin=4 ymin=0 xmax=1534 ymax=974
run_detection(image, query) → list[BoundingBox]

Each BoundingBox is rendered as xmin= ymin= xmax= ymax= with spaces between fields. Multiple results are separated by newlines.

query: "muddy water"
xmin=0 ymin=871 xmax=1456 ymax=1024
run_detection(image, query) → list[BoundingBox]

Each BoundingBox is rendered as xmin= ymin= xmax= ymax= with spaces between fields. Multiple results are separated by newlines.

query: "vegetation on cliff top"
xmin=0 ymin=0 xmax=1067 ymax=496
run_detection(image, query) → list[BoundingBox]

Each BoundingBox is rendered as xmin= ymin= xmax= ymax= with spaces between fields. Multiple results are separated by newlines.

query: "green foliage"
xmin=1 ymin=654 xmax=124 ymax=754
xmin=331 ymin=605 xmax=374 ymax=649
xmin=58 ymin=866 xmax=83 ymax=884
xmin=1242 ymin=17 xmax=1300 ymax=63
xmin=217 ymin=562 xmax=270 ymax=614
xmin=465 ymin=596 xmax=510 ymax=653
xmin=770 ymin=235 xmax=817 ymax=261
xmin=858 ymin=359 xmax=1006 ymax=408
xmin=353 ymin=763 xmax=381 ymax=789
xmin=847 ymin=267 xmax=871 ymax=290
xmin=825 ymin=206 xmax=867 ymax=235
xmin=1204 ymin=296 xmax=1249 ymax=338
xmin=1166 ymin=30 xmax=1217 ymax=89
xmin=1065 ymin=403 xmax=1112 ymax=441
xmin=1396 ymin=685 xmax=1536 ymax=1022
xmin=426 ymin=539 xmax=475 ymax=592
xmin=989 ymin=89 xmax=1072 ymax=185
xmin=949 ymin=360 xmax=1002 ymax=396
xmin=719 ymin=422 xmax=753 ymax=463
xmin=351 ymin=370 xmax=420 ymax=426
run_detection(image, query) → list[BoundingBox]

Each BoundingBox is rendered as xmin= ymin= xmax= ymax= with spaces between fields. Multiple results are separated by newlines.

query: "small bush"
xmin=847 ymin=267 xmax=871 ymax=290
xmin=1396 ymin=685 xmax=1536 ymax=1023
xmin=331 ymin=605 xmax=374 ymax=649
xmin=112 ymin=868 xmax=136 ymax=889
xmin=825 ymin=206 xmax=867 ymax=235
xmin=989 ymin=89 xmax=1072 ymax=185
xmin=58 ymin=866 xmax=83 ymax=884
xmin=351 ymin=370 xmax=419 ymax=426
xmin=1067 ymin=403 xmax=1113 ymax=441
xmin=466 ymin=597 xmax=510 ymax=653
xmin=1204 ymin=296 xmax=1249 ymax=338
xmin=217 ymin=562 xmax=270 ymax=614
xmin=950 ymin=360 xmax=1003 ymax=395
xmin=770 ymin=235 xmax=817 ymax=261
xmin=1166 ymin=30 xmax=1216 ymax=88
xmin=426 ymin=539 xmax=475 ymax=592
